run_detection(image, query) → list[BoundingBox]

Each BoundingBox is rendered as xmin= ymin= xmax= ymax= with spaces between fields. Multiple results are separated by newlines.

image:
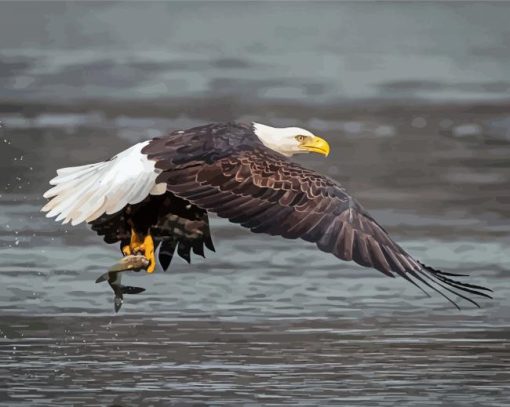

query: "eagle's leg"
xmin=122 ymin=228 xmax=156 ymax=273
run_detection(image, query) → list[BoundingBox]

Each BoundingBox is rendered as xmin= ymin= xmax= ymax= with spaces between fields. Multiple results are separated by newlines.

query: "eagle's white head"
xmin=253 ymin=122 xmax=330 ymax=157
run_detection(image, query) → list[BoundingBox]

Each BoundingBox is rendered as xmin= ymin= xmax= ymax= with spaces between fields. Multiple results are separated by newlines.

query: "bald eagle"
xmin=42 ymin=122 xmax=491 ymax=308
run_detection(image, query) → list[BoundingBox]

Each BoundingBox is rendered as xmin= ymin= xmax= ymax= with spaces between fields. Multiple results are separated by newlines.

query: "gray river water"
xmin=1 ymin=2 xmax=509 ymax=406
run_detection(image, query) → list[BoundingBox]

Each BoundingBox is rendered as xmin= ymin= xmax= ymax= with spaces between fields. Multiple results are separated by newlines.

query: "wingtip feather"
xmin=417 ymin=262 xmax=492 ymax=309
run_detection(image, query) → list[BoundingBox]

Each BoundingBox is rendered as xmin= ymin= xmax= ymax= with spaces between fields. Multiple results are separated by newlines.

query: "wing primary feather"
xmin=379 ymin=244 xmax=406 ymax=274
xmin=366 ymin=238 xmax=392 ymax=275
xmin=375 ymin=246 xmax=433 ymax=296
xmin=302 ymin=215 xmax=334 ymax=244
xmin=316 ymin=217 xmax=343 ymax=253
xmin=404 ymin=267 xmax=464 ymax=310
xmin=419 ymin=263 xmax=492 ymax=297
xmin=350 ymin=230 xmax=373 ymax=269
xmin=417 ymin=261 xmax=472 ymax=278
xmin=418 ymin=270 xmax=482 ymax=308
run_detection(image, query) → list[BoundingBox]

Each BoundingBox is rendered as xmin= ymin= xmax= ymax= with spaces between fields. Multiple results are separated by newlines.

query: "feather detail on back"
xmin=42 ymin=141 xmax=165 ymax=225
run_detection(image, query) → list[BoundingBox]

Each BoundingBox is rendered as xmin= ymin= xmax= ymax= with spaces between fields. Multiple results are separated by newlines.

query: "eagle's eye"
xmin=295 ymin=135 xmax=307 ymax=142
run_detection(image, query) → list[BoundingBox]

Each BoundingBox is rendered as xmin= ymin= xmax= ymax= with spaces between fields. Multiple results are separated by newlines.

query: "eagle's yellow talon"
xmin=143 ymin=234 xmax=156 ymax=273
xmin=124 ymin=228 xmax=156 ymax=273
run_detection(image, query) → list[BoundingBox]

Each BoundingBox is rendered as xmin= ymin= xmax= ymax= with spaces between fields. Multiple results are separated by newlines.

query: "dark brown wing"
xmin=90 ymin=192 xmax=214 ymax=270
xmin=147 ymin=143 xmax=491 ymax=308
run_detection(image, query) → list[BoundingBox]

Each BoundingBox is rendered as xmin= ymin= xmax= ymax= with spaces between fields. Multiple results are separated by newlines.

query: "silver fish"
xmin=95 ymin=255 xmax=149 ymax=312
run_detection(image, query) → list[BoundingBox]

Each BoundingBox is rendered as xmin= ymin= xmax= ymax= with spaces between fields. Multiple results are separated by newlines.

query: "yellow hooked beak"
xmin=299 ymin=135 xmax=330 ymax=157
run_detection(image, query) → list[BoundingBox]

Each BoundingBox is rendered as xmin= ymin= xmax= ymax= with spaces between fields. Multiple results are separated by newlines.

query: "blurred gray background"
xmin=0 ymin=2 xmax=509 ymax=406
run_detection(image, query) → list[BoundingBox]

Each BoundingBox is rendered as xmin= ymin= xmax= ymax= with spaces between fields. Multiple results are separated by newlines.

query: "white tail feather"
xmin=42 ymin=141 xmax=165 ymax=225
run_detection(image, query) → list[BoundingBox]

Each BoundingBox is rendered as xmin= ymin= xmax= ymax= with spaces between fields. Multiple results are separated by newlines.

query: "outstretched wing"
xmin=42 ymin=141 xmax=166 ymax=225
xmin=145 ymin=141 xmax=491 ymax=308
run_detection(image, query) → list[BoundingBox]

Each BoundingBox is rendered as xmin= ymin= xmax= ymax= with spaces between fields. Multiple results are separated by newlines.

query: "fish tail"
xmin=120 ymin=285 xmax=146 ymax=295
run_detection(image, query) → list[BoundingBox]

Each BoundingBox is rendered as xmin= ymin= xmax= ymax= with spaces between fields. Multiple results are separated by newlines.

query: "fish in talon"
xmin=107 ymin=254 xmax=150 ymax=273
xmin=96 ymin=254 xmax=149 ymax=312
